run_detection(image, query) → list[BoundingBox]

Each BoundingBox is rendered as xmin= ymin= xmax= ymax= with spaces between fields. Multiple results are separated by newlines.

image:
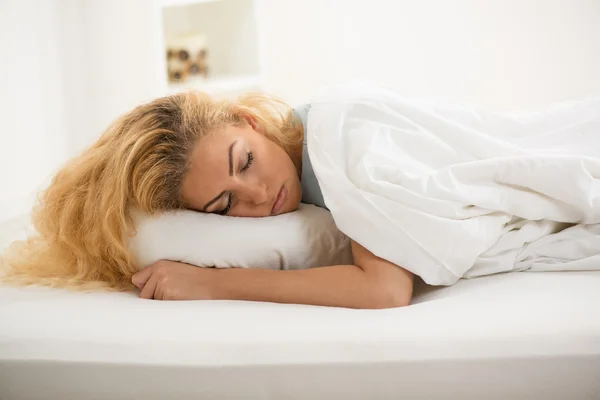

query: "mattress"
xmin=1 ymin=271 xmax=599 ymax=400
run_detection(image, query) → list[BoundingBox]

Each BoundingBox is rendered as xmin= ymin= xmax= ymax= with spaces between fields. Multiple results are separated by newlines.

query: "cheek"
xmin=230 ymin=204 xmax=268 ymax=218
xmin=260 ymin=143 xmax=287 ymax=176
xmin=258 ymin=140 xmax=298 ymax=185
xmin=181 ymin=175 xmax=200 ymax=209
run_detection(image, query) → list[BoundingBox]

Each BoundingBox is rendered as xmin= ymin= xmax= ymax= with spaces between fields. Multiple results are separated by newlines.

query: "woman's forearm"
xmin=132 ymin=242 xmax=414 ymax=308
xmin=212 ymin=263 xmax=412 ymax=309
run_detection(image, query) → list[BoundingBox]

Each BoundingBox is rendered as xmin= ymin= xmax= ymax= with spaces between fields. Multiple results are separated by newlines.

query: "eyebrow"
xmin=201 ymin=141 xmax=237 ymax=211
xmin=228 ymin=141 xmax=235 ymax=176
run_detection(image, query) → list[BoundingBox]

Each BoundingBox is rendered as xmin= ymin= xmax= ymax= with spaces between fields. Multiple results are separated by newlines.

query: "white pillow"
xmin=129 ymin=204 xmax=353 ymax=270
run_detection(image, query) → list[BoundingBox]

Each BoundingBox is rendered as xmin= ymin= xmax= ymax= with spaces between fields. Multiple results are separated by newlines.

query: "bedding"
xmin=128 ymin=203 xmax=353 ymax=270
xmin=307 ymin=83 xmax=600 ymax=285
xmin=1 ymin=271 xmax=599 ymax=399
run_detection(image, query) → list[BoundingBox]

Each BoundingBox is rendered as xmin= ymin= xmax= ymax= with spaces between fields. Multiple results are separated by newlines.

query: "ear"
xmin=242 ymin=113 xmax=259 ymax=131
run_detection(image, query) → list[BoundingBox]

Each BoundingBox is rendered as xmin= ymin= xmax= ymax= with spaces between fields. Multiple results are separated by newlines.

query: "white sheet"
xmin=1 ymin=271 xmax=599 ymax=399
xmin=307 ymin=83 xmax=600 ymax=285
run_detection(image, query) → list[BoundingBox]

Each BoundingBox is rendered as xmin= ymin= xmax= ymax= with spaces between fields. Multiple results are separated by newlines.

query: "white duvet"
xmin=307 ymin=84 xmax=600 ymax=285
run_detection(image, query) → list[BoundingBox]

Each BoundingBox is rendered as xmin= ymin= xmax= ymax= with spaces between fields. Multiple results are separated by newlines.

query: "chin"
xmin=287 ymin=202 xmax=301 ymax=213
xmin=288 ymin=188 xmax=302 ymax=212
xmin=281 ymin=207 xmax=299 ymax=216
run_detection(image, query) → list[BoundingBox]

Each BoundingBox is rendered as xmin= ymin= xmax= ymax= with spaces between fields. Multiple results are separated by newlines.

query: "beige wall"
xmin=261 ymin=0 xmax=600 ymax=110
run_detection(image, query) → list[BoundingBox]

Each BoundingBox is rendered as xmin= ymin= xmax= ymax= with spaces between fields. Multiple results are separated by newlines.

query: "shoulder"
xmin=294 ymin=104 xmax=312 ymax=125
xmin=293 ymin=104 xmax=311 ymax=144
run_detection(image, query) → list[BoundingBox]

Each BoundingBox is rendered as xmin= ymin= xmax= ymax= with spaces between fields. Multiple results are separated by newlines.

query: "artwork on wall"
xmin=166 ymin=33 xmax=208 ymax=83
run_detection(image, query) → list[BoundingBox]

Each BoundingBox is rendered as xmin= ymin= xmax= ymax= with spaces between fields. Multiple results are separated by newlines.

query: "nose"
xmin=237 ymin=181 xmax=269 ymax=205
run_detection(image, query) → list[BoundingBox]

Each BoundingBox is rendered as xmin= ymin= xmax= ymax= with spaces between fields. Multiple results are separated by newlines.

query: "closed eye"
xmin=217 ymin=152 xmax=253 ymax=215
xmin=218 ymin=193 xmax=232 ymax=216
xmin=241 ymin=151 xmax=253 ymax=172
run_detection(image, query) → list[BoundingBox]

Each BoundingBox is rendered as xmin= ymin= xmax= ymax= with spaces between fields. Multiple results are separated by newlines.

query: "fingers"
xmin=154 ymin=279 xmax=165 ymax=301
xmin=132 ymin=265 xmax=154 ymax=289
xmin=140 ymin=272 xmax=159 ymax=299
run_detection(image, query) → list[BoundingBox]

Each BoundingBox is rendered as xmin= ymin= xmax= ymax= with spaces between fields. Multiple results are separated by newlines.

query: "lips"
xmin=271 ymin=185 xmax=287 ymax=215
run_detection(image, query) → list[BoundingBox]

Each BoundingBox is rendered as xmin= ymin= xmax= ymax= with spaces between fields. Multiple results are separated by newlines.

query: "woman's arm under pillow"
xmin=132 ymin=240 xmax=413 ymax=309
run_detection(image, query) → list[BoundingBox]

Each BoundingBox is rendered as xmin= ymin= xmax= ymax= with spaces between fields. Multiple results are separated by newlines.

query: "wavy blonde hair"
xmin=0 ymin=91 xmax=303 ymax=291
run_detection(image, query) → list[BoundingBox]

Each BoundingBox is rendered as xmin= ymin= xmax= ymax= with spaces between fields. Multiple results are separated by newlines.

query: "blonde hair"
xmin=0 ymin=91 xmax=303 ymax=291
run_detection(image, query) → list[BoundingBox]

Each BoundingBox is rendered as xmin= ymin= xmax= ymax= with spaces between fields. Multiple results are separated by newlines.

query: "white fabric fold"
xmin=307 ymin=83 xmax=600 ymax=285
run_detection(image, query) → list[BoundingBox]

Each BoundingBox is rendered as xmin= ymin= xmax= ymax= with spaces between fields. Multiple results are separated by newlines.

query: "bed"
xmin=1 ymin=270 xmax=599 ymax=399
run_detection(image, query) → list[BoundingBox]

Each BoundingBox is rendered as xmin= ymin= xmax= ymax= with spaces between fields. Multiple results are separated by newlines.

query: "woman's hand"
xmin=132 ymin=260 xmax=217 ymax=300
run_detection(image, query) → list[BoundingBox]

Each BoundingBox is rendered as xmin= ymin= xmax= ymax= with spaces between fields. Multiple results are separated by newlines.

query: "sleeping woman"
xmin=2 ymin=84 xmax=599 ymax=308
xmin=0 ymin=89 xmax=414 ymax=309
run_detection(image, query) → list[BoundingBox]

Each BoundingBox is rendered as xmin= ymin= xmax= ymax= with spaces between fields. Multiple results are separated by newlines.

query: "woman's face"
xmin=182 ymin=118 xmax=302 ymax=217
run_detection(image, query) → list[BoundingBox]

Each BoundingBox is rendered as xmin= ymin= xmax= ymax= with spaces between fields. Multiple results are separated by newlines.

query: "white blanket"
xmin=307 ymin=84 xmax=600 ymax=285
